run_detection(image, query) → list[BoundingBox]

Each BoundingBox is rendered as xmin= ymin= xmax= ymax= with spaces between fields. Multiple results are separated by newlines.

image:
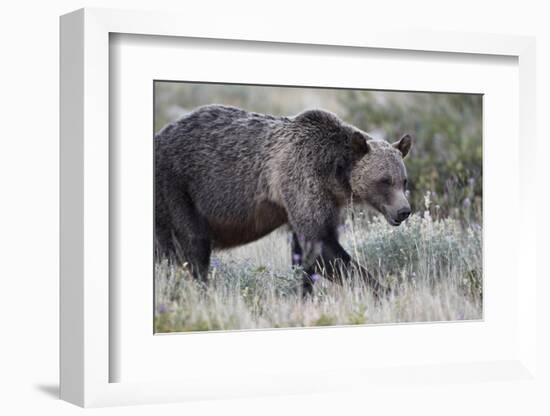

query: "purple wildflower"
xmin=292 ymin=254 xmax=301 ymax=262
xmin=311 ymin=273 xmax=321 ymax=282
xmin=158 ymin=304 xmax=167 ymax=314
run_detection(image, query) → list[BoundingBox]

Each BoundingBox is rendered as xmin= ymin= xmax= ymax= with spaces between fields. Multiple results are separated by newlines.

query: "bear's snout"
xmin=385 ymin=204 xmax=411 ymax=226
xmin=396 ymin=207 xmax=411 ymax=223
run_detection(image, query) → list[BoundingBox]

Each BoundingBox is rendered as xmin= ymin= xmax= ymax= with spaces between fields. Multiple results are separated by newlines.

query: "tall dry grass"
xmin=154 ymin=194 xmax=482 ymax=333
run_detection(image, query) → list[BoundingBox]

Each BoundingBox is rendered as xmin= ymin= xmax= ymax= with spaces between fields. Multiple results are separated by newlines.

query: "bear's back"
xmin=155 ymin=105 xmax=292 ymax=222
xmin=155 ymin=105 xmax=355 ymax=216
xmin=155 ymin=104 xmax=289 ymax=169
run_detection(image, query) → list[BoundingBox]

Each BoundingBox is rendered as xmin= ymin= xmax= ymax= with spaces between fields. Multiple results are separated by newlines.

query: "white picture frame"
xmin=60 ymin=7 xmax=538 ymax=408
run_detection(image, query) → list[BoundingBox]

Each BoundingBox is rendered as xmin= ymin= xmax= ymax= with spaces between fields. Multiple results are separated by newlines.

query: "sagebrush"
xmin=155 ymin=201 xmax=482 ymax=332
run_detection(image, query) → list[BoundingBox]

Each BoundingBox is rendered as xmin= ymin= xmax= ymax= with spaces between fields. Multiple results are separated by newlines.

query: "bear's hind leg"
xmin=164 ymin=193 xmax=212 ymax=282
xmin=171 ymin=227 xmax=211 ymax=282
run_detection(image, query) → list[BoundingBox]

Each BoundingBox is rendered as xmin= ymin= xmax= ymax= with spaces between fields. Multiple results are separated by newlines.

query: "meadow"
xmin=154 ymin=193 xmax=482 ymax=332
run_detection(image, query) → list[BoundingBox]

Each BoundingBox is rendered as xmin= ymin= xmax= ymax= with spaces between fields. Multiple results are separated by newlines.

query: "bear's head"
xmin=349 ymin=133 xmax=413 ymax=226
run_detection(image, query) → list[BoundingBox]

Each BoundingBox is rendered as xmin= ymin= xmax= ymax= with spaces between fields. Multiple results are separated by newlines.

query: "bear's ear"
xmin=351 ymin=131 xmax=370 ymax=156
xmin=392 ymin=134 xmax=413 ymax=158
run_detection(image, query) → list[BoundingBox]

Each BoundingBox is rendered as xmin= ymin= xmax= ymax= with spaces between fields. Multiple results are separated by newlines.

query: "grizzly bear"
xmin=155 ymin=104 xmax=412 ymax=295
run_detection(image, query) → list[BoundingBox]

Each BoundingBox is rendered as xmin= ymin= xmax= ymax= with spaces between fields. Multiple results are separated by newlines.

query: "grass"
xmin=154 ymin=197 xmax=482 ymax=333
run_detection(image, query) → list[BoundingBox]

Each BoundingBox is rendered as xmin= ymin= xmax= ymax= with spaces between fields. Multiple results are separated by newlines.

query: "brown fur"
xmin=155 ymin=105 xmax=413 ymax=295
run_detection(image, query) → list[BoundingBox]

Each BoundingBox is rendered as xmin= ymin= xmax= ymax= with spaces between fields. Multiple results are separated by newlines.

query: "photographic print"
xmin=154 ymin=82 xmax=482 ymax=333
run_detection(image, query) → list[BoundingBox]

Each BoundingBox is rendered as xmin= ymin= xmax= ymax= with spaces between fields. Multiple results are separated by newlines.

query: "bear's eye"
xmin=379 ymin=177 xmax=392 ymax=186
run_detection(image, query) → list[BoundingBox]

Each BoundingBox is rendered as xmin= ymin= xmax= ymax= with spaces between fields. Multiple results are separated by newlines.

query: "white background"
xmin=112 ymin=34 xmax=519 ymax=383
xmin=1 ymin=0 xmax=548 ymax=415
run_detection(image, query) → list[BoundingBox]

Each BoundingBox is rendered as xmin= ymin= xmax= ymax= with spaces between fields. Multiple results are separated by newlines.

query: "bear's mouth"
xmin=387 ymin=217 xmax=401 ymax=226
xmin=383 ymin=210 xmax=403 ymax=226
xmin=367 ymin=204 xmax=403 ymax=226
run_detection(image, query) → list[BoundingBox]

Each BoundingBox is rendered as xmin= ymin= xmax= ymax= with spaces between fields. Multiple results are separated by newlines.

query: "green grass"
xmin=154 ymin=199 xmax=482 ymax=333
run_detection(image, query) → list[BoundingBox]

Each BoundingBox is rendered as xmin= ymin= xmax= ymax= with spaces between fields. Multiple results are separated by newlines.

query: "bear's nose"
xmin=397 ymin=208 xmax=411 ymax=222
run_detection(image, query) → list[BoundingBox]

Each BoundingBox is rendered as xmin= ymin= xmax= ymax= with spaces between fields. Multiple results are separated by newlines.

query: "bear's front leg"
xmin=285 ymin=186 xmax=387 ymax=297
xmin=290 ymin=232 xmax=303 ymax=267
xmin=290 ymin=232 xmax=322 ymax=296
xmin=316 ymin=239 xmax=389 ymax=298
xmin=291 ymin=231 xmax=346 ymax=296
xmin=292 ymin=231 xmax=388 ymax=298
xmin=292 ymin=230 xmax=351 ymax=295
